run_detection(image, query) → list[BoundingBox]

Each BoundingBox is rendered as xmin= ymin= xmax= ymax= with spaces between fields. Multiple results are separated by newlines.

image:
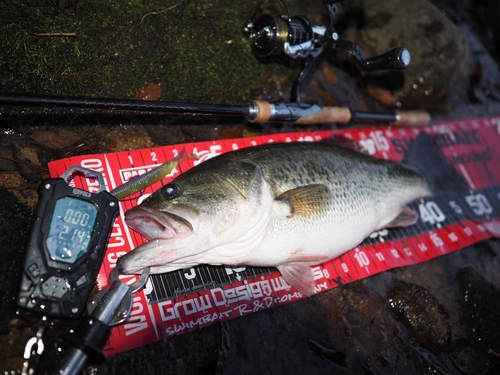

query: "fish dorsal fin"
xmin=275 ymin=184 xmax=331 ymax=217
xmin=222 ymin=162 xmax=263 ymax=200
xmin=383 ymin=205 xmax=419 ymax=228
xmin=277 ymin=263 xmax=316 ymax=296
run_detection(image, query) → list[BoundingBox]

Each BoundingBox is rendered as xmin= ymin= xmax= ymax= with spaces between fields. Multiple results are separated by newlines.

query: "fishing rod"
xmin=0 ymin=0 xmax=431 ymax=126
xmin=0 ymin=93 xmax=429 ymax=126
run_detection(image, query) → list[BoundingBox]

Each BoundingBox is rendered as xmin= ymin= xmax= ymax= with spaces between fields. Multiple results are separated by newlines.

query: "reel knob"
xmin=361 ymin=47 xmax=411 ymax=71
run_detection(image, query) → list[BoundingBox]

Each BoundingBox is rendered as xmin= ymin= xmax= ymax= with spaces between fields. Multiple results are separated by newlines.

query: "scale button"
xmin=41 ymin=276 xmax=70 ymax=299
xmin=76 ymin=274 xmax=88 ymax=287
xmin=28 ymin=263 xmax=40 ymax=278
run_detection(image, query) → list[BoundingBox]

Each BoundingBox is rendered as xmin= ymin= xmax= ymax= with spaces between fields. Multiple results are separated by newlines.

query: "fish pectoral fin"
xmin=275 ymin=184 xmax=331 ymax=218
xmin=277 ymin=263 xmax=316 ymax=296
xmin=383 ymin=205 xmax=419 ymax=228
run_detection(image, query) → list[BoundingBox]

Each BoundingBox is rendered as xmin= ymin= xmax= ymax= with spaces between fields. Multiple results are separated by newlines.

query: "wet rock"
xmin=459 ymin=267 xmax=500 ymax=355
xmin=387 ymin=280 xmax=451 ymax=351
xmin=312 ymin=279 xmax=412 ymax=373
xmin=0 ymin=324 xmax=36 ymax=373
xmin=87 ymin=323 xmax=221 ymax=375
xmin=429 ymin=0 xmax=500 ymax=63
xmin=0 ymin=133 xmax=16 ymax=172
xmin=460 ymin=24 xmax=500 ymax=103
xmin=181 ymin=125 xmax=224 ymax=144
xmin=454 ymin=345 xmax=498 ymax=374
xmin=0 ymin=188 xmax=31 ymax=325
xmin=101 ymin=126 xmax=155 ymax=152
xmin=29 ymin=129 xmax=83 ymax=150
xmin=210 ymin=298 xmax=338 ymax=374
xmin=344 ymin=0 xmax=469 ymax=111
xmin=10 ymin=134 xmax=53 ymax=182
xmin=308 ymin=339 xmax=347 ymax=367
xmin=305 ymin=60 xmax=372 ymax=111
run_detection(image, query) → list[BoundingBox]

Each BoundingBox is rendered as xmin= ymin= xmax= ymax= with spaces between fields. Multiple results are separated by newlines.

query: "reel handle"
xmin=360 ymin=47 xmax=411 ymax=71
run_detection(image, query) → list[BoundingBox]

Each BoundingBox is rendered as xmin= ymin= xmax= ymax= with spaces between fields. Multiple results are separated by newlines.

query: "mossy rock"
xmin=0 ymin=0 xmax=324 ymax=104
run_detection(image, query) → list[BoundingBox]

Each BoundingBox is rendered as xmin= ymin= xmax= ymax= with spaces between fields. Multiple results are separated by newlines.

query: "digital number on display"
xmin=46 ymin=197 xmax=98 ymax=264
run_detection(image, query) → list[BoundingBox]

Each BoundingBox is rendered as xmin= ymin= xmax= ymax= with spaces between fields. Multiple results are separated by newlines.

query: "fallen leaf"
xmin=133 ymin=83 xmax=163 ymax=101
xmin=216 ymin=125 xmax=245 ymax=140
xmin=366 ymin=87 xmax=399 ymax=106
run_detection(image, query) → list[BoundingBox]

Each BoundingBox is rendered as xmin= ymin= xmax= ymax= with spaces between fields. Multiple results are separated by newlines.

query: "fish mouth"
xmin=125 ymin=206 xmax=195 ymax=241
xmin=119 ymin=205 xmax=198 ymax=275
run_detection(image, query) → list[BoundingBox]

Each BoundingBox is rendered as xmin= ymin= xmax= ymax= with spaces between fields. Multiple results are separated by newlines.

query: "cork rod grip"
xmin=394 ymin=110 xmax=431 ymax=127
xmin=293 ymin=107 xmax=352 ymax=124
xmin=249 ymin=100 xmax=273 ymax=123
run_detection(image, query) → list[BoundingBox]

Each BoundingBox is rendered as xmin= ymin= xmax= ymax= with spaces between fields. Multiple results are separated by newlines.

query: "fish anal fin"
xmin=383 ymin=205 xmax=419 ymax=228
xmin=276 ymin=184 xmax=331 ymax=218
xmin=277 ymin=263 xmax=316 ymax=296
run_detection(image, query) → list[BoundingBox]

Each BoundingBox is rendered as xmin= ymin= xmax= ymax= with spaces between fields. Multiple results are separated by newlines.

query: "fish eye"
xmin=161 ymin=184 xmax=181 ymax=199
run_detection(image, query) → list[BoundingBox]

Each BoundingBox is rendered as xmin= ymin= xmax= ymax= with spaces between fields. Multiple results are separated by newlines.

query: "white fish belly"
xmin=240 ymin=198 xmax=383 ymax=267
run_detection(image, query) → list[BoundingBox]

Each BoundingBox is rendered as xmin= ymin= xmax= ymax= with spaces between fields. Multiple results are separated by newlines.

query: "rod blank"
xmin=0 ymin=93 xmax=430 ymax=126
xmin=0 ymin=94 xmax=249 ymax=117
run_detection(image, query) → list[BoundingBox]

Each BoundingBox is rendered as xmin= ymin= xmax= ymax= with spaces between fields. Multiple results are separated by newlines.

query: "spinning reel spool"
xmin=244 ymin=13 xmax=316 ymax=58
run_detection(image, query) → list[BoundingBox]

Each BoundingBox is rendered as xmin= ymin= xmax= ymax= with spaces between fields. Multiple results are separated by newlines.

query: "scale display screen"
xmin=46 ymin=197 xmax=98 ymax=264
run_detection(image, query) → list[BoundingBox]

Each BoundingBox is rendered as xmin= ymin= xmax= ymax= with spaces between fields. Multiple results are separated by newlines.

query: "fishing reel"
xmin=243 ymin=12 xmax=319 ymax=59
xmin=244 ymin=0 xmax=411 ymax=101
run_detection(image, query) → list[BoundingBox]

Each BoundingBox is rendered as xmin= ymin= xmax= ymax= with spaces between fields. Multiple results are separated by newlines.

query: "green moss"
xmin=0 ymin=0 xmax=325 ymax=104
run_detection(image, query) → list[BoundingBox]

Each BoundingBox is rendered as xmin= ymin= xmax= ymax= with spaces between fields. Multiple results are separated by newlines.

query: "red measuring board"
xmin=48 ymin=116 xmax=500 ymax=355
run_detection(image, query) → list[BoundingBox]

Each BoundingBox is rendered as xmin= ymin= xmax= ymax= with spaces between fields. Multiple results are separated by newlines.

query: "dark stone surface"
xmin=344 ymin=0 xmax=470 ymax=111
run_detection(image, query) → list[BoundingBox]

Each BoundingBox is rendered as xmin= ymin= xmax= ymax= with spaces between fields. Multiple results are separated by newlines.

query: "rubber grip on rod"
xmin=293 ymin=107 xmax=352 ymax=124
xmin=394 ymin=110 xmax=431 ymax=127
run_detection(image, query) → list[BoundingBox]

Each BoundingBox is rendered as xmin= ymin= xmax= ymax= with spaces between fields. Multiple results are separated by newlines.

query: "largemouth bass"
xmin=117 ymin=142 xmax=431 ymax=295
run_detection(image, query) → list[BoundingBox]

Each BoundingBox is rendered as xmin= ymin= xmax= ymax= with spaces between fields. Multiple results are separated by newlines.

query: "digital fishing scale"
xmin=17 ymin=166 xmax=119 ymax=320
xmin=16 ymin=166 xmax=153 ymax=375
